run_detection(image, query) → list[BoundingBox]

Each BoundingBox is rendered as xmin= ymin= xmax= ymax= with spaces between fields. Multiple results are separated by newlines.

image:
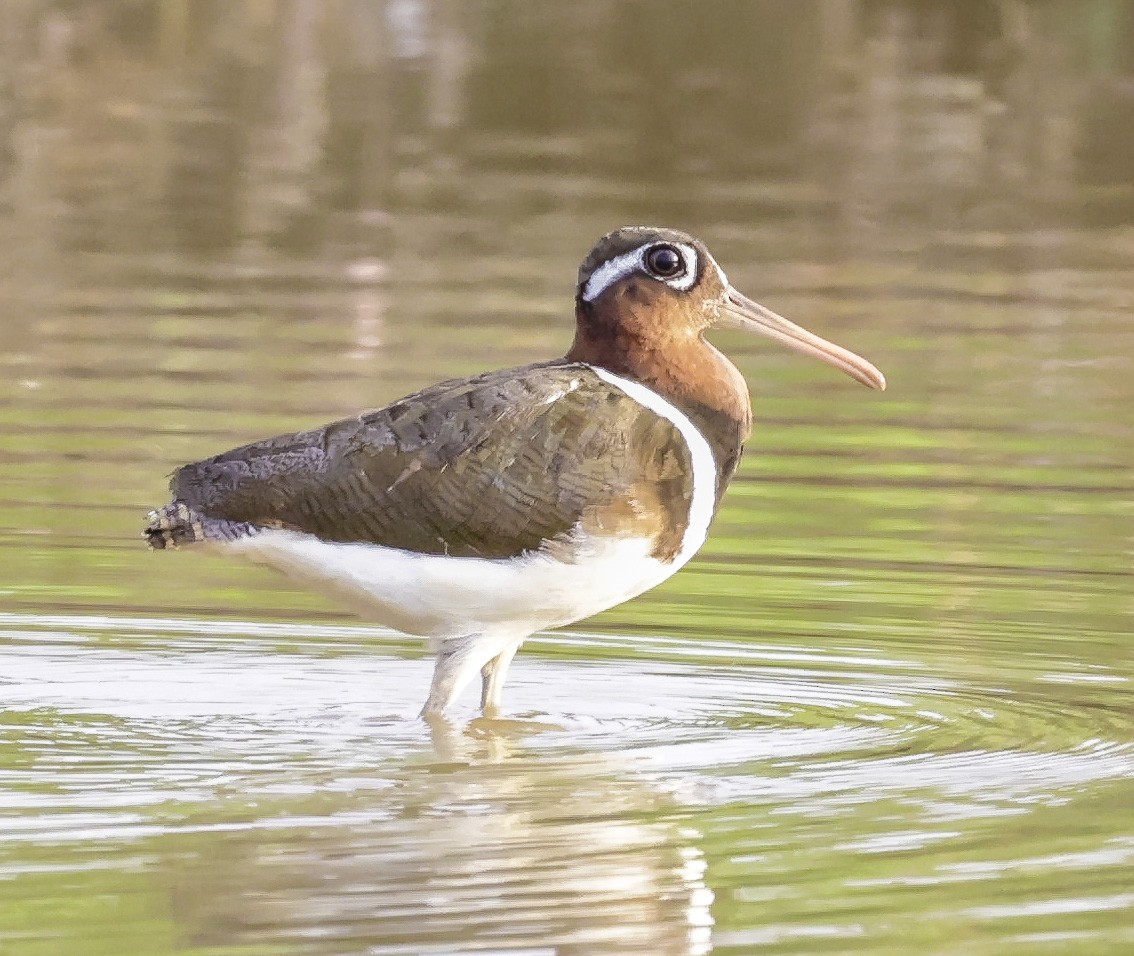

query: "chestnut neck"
xmin=567 ymin=291 xmax=752 ymax=501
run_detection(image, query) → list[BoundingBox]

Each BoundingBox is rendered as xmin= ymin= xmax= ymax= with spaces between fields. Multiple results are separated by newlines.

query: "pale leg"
xmin=421 ymin=631 xmax=525 ymax=719
xmin=479 ymin=643 xmax=520 ymax=718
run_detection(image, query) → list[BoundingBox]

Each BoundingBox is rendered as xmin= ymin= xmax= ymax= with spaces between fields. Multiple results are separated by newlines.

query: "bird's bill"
xmin=717 ymin=289 xmax=887 ymax=390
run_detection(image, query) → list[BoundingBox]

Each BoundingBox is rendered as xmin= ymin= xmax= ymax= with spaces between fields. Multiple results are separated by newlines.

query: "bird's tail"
xmin=144 ymin=501 xmax=259 ymax=550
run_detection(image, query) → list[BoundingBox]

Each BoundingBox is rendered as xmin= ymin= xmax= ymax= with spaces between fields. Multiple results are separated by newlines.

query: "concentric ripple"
xmin=2 ymin=612 xmax=1131 ymax=807
xmin=2 ymin=613 xmax=1133 ymax=954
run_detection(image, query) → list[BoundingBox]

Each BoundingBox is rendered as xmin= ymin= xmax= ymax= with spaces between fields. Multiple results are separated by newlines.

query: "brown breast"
xmin=566 ymin=272 xmax=752 ymax=502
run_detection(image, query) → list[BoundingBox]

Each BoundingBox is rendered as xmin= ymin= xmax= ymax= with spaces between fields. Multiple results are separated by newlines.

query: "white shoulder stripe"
xmin=587 ymin=365 xmax=717 ymax=567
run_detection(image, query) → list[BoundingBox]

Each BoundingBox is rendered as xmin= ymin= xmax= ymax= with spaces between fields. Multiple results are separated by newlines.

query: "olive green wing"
xmin=169 ymin=361 xmax=694 ymax=559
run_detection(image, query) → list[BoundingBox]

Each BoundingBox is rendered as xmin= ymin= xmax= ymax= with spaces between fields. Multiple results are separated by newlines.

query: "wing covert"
xmin=171 ymin=361 xmax=695 ymax=559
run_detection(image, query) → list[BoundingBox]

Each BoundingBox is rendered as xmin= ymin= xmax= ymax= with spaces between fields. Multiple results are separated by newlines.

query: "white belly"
xmin=215 ymin=367 xmax=720 ymax=645
xmin=224 ymin=530 xmax=695 ymax=641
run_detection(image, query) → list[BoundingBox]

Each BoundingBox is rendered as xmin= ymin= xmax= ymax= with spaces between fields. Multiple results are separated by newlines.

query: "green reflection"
xmin=2 ymin=1 xmax=1134 ymax=954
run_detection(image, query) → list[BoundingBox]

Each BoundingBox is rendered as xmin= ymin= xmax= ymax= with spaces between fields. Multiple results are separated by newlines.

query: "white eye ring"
xmin=654 ymin=242 xmax=698 ymax=292
xmin=582 ymin=241 xmax=700 ymax=302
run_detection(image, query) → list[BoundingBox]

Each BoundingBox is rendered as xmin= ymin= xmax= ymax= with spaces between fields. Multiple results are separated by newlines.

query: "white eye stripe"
xmin=581 ymin=242 xmax=700 ymax=302
xmin=581 ymin=248 xmax=645 ymax=303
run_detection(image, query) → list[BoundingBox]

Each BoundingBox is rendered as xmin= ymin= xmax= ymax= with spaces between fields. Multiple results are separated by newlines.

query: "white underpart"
xmin=581 ymin=242 xmax=700 ymax=302
xmin=220 ymin=369 xmax=717 ymax=646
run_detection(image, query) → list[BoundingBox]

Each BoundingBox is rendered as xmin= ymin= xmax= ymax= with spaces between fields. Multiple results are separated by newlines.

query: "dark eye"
xmin=645 ymin=244 xmax=685 ymax=279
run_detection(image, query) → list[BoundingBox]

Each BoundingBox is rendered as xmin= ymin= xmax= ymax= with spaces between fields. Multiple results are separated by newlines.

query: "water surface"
xmin=2 ymin=3 xmax=1133 ymax=954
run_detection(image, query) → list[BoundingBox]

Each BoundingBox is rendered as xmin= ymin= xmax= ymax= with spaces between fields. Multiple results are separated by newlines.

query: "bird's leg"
xmin=479 ymin=644 xmax=520 ymax=718
xmin=421 ymin=635 xmax=484 ymax=719
xmin=421 ymin=633 xmax=516 ymax=720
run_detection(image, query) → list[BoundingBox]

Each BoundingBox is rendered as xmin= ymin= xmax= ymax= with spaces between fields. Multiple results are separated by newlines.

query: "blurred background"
xmin=1 ymin=2 xmax=1133 ymax=955
xmin=4 ymin=0 xmax=1132 ymax=620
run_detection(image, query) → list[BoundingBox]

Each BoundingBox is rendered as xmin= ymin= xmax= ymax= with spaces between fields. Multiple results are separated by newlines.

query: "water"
xmin=2 ymin=3 xmax=1133 ymax=953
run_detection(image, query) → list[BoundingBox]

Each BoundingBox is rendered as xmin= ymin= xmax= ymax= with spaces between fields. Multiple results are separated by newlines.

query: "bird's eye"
xmin=645 ymin=245 xmax=685 ymax=279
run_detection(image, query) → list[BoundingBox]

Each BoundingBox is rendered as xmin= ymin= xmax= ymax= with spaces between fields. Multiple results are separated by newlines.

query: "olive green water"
xmin=2 ymin=3 xmax=1133 ymax=954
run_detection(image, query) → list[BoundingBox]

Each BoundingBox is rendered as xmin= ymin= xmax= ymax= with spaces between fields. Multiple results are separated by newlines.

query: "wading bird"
xmin=146 ymin=227 xmax=885 ymax=720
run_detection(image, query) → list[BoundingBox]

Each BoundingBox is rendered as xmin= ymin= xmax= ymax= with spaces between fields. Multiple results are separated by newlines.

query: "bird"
xmin=145 ymin=226 xmax=885 ymax=721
